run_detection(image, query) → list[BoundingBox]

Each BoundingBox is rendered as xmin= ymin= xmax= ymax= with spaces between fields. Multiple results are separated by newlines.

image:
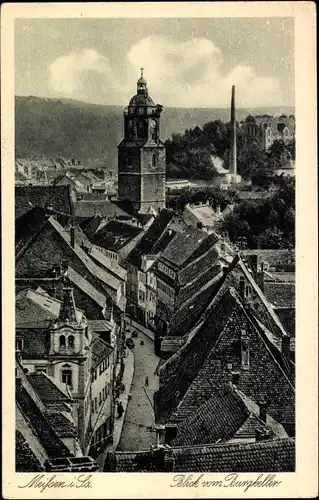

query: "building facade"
xmin=117 ymin=69 xmax=166 ymax=213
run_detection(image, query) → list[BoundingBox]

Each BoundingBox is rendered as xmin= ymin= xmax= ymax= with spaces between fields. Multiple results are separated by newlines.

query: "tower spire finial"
xmin=140 ymin=67 xmax=144 ymax=78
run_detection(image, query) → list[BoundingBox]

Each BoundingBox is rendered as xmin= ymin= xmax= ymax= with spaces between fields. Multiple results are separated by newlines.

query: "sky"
xmin=15 ymin=17 xmax=294 ymax=108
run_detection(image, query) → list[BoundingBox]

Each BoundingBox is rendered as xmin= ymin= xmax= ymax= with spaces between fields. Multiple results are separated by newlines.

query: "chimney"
xmin=259 ymin=400 xmax=267 ymax=423
xmin=70 ymin=224 xmax=75 ymax=249
xmin=231 ymin=371 xmax=240 ymax=385
xmin=229 ymin=85 xmax=237 ymax=177
xmin=282 ymin=336 xmax=290 ymax=363
xmin=165 ymin=425 xmax=178 ymax=446
xmin=150 ymin=444 xmax=175 ymax=472
xmin=239 ymin=277 xmax=245 ymax=300
xmin=216 ymin=205 xmax=221 ymax=215
xmin=249 ymin=254 xmax=258 ymax=279
xmin=255 ymin=428 xmax=272 ymax=442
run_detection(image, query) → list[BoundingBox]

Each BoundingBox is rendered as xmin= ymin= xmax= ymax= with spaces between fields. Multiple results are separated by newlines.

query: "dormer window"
xmin=240 ymin=330 xmax=250 ymax=369
xmin=61 ymin=366 xmax=72 ymax=388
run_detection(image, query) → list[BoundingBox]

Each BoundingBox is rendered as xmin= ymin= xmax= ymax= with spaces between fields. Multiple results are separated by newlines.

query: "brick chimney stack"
xmin=229 ymin=85 xmax=237 ymax=177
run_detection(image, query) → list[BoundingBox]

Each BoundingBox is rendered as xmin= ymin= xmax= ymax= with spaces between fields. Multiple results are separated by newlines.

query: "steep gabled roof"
xmin=155 ymin=287 xmax=294 ymax=430
xmin=127 ymin=209 xmax=178 ymax=267
xmin=159 ymin=228 xmax=209 ymax=270
xmin=173 ymin=383 xmax=288 ymax=447
xmin=92 ymin=219 xmax=143 ymax=252
xmin=15 ymin=185 xmax=74 ymax=220
xmin=91 ymin=334 xmax=114 ymax=369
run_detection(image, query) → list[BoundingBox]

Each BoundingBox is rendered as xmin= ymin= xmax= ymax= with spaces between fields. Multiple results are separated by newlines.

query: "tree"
xmin=257 ymin=228 xmax=285 ymax=249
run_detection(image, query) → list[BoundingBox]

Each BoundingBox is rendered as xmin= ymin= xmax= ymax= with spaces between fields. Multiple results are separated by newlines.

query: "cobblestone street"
xmin=117 ymin=326 xmax=160 ymax=451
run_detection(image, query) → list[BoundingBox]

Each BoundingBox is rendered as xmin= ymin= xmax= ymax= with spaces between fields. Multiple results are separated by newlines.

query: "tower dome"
xmin=129 ymin=68 xmax=155 ymax=107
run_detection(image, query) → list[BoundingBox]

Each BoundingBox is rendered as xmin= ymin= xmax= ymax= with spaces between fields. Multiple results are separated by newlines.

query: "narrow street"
xmin=117 ymin=326 xmax=160 ymax=451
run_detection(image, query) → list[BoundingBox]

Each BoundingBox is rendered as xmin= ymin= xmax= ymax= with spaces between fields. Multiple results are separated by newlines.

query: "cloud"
xmin=48 ymin=38 xmax=282 ymax=107
xmin=127 ymin=36 xmax=282 ymax=108
xmin=48 ymin=48 xmax=116 ymax=101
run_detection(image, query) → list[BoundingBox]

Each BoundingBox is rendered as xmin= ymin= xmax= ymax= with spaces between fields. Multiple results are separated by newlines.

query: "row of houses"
xmin=15 ymin=158 xmax=116 ymax=197
xmin=15 ymin=184 xmax=295 ymax=472
xmin=15 ymin=185 xmax=129 ymax=469
xmin=106 ymin=247 xmax=295 ymax=471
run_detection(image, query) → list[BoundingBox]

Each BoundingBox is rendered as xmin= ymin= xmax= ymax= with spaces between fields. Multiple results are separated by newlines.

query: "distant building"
xmin=183 ymin=201 xmax=225 ymax=233
xmin=117 ymin=68 xmax=166 ymax=213
xmin=242 ymin=114 xmax=295 ymax=151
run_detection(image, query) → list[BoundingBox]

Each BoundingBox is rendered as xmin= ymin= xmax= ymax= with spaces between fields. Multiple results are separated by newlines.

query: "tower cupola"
xmin=137 ymin=67 xmax=148 ymax=94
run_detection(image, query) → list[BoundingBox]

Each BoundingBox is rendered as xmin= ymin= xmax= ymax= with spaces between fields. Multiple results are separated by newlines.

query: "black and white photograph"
xmin=2 ymin=2 xmax=317 ymax=496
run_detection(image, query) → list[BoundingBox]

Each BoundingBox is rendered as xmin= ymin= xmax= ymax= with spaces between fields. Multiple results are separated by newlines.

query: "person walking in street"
xmin=145 ymin=376 xmax=149 ymax=386
xmin=117 ymin=401 xmax=124 ymax=418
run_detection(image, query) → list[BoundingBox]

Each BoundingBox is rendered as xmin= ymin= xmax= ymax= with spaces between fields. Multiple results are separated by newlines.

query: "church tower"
xmin=118 ymin=68 xmax=166 ymax=213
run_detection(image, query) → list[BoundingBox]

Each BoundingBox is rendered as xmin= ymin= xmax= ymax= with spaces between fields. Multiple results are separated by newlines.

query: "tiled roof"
xmin=88 ymin=246 xmax=127 ymax=281
xmin=241 ymin=249 xmax=295 ymax=269
xmin=173 ymin=384 xmax=250 ymax=446
xmin=15 ymin=206 xmax=51 ymax=259
xmin=159 ymin=228 xmax=209 ymax=269
xmin=105 ymin=438 xmax=295 ymax=472
xmin=16 ymin=288 xmax=84 ymax=327
xmin=17 ymin=328 xmax=51 ymax=358
xmin=173 ymin=383 xmax=287 ymax=447
xmin=79 ymin=215 xmax=104 ymax=239
xmin=155 ymin=287 xmax=294 ymax=430
xmin=87 ymin=319 xmax=113 ymax=332
xmin=263 ymin=282 xmax=295 ymax=308
xmin=27 ymin=372 xmax=71 ymax=403
xmin=155 ymin=288 xmax=238 ymax=423
xmin=184 ymin=204 xmax=218 ymax=226
xmin=127 ymin=209 xmax=177 ymax=267
xmin=67 ymin=266 xmax=106 ymax=309
xmin=160 ymin=337 xmax=186 ymax=353
xmin=47 ymin=413 xmax=78 ymax=438
xmin=74 ymin=200 xmax=128 ymax=219
xmin=91 ymin=336 xmax=113 ymax=369
xmin=50 ymin=217 xmax=122 ymax=292
xmin=15 ymin=185 xmax=74 ymax=220
xmin=16 ymin=386 xmax=70 ymax=458
xmin=92 ymin=220 xmax=142 ymax=252
xmin=16 ymin=430 xmax=44 ymax=472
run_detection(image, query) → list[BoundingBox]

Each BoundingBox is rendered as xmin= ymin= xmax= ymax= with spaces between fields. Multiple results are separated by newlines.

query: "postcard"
xmin=1 ymin=2 xmax=318 ymax=498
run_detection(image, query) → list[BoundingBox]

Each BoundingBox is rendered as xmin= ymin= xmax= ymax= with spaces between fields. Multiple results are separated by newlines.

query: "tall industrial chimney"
xmin=229 ymin=85 xmax=237 ymax=177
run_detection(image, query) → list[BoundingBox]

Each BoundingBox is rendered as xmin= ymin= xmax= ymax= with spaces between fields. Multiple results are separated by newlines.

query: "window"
xmin=61 ymin=368 xmax=72 ymax=388
xmin=241 ymin=331 xmax=250 ymax=369
xmin=94 ymin=397 xmax=97 ymax=412
xmin=139 ymin=272 xmax=146 ymax=285
xmin=138 ymin=290 xmax=145 ymax=302
xmin=127 ymin=155 xmax=133 ymax=167
xmin=152 ymin=154 xmax=156 ymax=167
xmin=99 ymin=392 xmax=102 ymax=406
xmin=68 ymin=335 xmax=75 ymax=349
xmin=59 ymin=335 xmax=66 ymax=349
xmin=91 ymin=400 xmax=94 ymax=413
xmin=158 ymin=262 xmax=175 ymax=279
